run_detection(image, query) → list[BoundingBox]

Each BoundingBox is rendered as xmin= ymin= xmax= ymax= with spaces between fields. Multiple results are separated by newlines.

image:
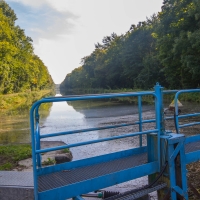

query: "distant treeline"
xmin=0 ymin=1 xmax=54 ymax=94
xmin=61 ymin=0 xmax=200 ymax=91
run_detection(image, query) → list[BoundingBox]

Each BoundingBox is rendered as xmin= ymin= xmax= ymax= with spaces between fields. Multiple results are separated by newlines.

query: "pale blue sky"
xmin=6 ymin=0 xmax=163 ymax=84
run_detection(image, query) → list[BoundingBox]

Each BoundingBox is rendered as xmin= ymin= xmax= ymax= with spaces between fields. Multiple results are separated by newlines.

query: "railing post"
xmin=148 ymin=83 xmax=164 ymax=194
xmin=138 ymin=96 xmax=142 ymax=147
xmin=154 ymin=82 xmax=164 ymax=136
xmin=35 ymin=105 xmax=41 ymax=168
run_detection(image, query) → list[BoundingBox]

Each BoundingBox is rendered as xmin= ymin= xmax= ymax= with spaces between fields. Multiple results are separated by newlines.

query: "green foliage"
xmin=0 ymin=0 xmax=54 ymax=95
xmin=0 ymin=144 xmax=32 ymax=160
xmin=0 ymin=90 xmax=53 ymax=114
xmin=156 ymin=0 xmax=200 ymax=89
xmin=42 ymin=158 xmax=55 ymax=166
xmin=62 ymin=148 xmax=70 ymax=153
xmin=61 ymin=0 xmax=200 ymax=92
xmin=0 ymin=162 xmax=13 ymax=170
xmin=0 ymin=144 xmax=32 ymax=170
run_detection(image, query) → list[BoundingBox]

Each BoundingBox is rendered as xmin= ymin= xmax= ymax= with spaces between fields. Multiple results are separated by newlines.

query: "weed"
xmin=0 ymin=144 xmax=32 ymax=170
xmin=42 ymin=158 xmax=55 ymax=166
xmin=0 ymin=162 xmax=13 ymax=170
xmin=62 ymin=148 xmax=70 ymax=153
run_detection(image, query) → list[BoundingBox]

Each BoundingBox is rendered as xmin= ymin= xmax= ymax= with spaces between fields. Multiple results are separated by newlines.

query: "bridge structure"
xmin=14 ymin=83 xmax=200 ymax=199
xmin=29 ymin=83 xmax=200 ymax=200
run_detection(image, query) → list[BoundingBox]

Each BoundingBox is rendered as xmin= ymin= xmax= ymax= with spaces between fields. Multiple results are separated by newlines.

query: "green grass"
xmin=42 ymin=158 xmax=55 ymax=166
xmin=61 ymin=148 xmax=70 ymax=153
xmin=63 ymin=87 xmax=200 ymax=104
xmin=0 ymin=144 xmax=32 ymax=170
xmin=0 ymin=89 xmax=54 ymax=115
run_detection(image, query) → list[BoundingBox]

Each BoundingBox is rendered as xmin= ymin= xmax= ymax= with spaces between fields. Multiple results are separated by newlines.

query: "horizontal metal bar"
xmin=163 ymin=90 xmax=179 ymax=94
xmin=40 ymin=119 xmax=156 ymax=139
xmin=36 ymin=129 xmax=158 ymax=154
xmin=179 ymin=122 xmax=200 ymax=128
xmin=186 ymin=150 xmax=200 ymax=164
xmin=165 ymin=113 xmax=200 ymax=121
xmin=185 ymin=135 xmax=200 ymax=144
xmin=179 ymin=113 xmax=200 ymax=119
xmin=35 ymin=92 xmax=157 ymax=106
xmin=44 ymin=91 xmax=155 ymax=99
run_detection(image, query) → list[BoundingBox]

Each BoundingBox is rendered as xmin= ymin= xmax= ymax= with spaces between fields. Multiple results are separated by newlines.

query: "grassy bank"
xmin=0 ymin=144 xmax=32 ymax=170
xmin=0 ymin=89 xmax=54 ymax=115
xmin=0 ymin=143 xmax=71 ymax=170
xmin=62 ymin=88 xmax=200 ymax=104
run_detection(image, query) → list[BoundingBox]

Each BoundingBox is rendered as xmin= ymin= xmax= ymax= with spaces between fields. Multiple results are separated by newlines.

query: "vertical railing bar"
xmin=30 ymin=105 xmax=39 ymax=200
xmin=138 ymin=96 xmax=142 ymax=147
xmin=35 ymin=105 xmax=41 ymax=168
xmin=154 ymin=83 xmax=162 ymax=171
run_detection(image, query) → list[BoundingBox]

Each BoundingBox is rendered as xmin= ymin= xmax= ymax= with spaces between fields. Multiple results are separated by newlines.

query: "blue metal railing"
xmin=174 ymin=89 xmax=200 ymax=133
xmin=29 ymin=83 xmax=200 ymax=200
xmin=30 ymin=86 xmax=164 ymax=200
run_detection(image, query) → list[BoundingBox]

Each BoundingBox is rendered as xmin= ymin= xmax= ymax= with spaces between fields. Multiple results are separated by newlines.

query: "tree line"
xmin=0 ymin=0 xmax=54 ymax=94
xmin=61 ymin=0 xmax=200 ymax=91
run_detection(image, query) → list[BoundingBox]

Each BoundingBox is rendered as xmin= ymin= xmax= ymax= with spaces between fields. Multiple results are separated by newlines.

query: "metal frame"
xmin=174 ymin=89 xmax=200 ymax=133
xmin=167 ymin=134 xmax=188 ymax=199
xmin=30 ymin=83 xmax=164 ymax=200
xmin=30 ymin=83 xmax=200 ymax=200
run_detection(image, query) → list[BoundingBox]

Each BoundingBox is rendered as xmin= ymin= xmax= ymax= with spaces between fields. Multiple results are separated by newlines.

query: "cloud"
xmin=6 ymin=0 xmax=79 ymax=42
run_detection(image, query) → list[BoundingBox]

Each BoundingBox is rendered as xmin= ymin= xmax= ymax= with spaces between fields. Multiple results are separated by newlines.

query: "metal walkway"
xmin=38 ymin=140 xmax=200 ymax=193
xmin=38 ymin=153 xmax=147 ymax=192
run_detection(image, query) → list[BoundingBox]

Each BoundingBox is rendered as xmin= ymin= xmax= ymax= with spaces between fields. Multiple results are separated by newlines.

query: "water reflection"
xmin=0 ymin=101 xmax=52 ymax=144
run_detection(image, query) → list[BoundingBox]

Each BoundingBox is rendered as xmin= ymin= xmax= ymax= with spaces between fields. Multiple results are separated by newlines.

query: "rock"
xmin=55 ymin=152 xmax=73 ymax=164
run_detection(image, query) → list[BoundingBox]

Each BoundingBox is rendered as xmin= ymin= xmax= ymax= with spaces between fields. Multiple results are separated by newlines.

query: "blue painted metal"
xmin=174 ymin=89 xmax=200 ymax=133
xmin=138 ymin=96 xmax=142 ymax=147
xmin=37 ymin=147 xmax=147 ymax=176
xmin=30 ymin=89 xmax=160 ymax=200
xmin=73 ymin=196 xmax=85 ymax=200
xmin=166 ymin=134 xmax=188 ymax=200
xmin=40 ymin=119 xmax=157 ymax=139
xmin=36 ymin=129 xmax=158 ymax=154
xmin=30 ymin=83 xmax=200 ymax=200
xmin=153 ymin=83 xmax=164 ymax=171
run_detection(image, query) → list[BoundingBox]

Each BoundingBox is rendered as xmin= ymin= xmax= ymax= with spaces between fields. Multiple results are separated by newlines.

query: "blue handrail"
xmin=174 ymin=89 xmax=200 ymax=133
xmin=30 ymin=85 xmax=163 ymax=200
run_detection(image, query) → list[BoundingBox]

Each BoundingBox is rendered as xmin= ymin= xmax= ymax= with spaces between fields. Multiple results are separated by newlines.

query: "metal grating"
xmin=38 ymin=153 xmax=147 ymax=192
xmin=105 ymin=182 xmax=167 ymax=200
xmin=185 ymin=140 xmax=200 ymax=153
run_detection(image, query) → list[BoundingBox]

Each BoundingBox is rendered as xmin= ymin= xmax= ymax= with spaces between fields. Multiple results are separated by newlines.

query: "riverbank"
xmin=0 ymin=141 xmax=71 ymax=171
xmin=61 ymin=88 xmax=200 ymax=104
xmin=0 ymin=89 xmax=54 ymax=115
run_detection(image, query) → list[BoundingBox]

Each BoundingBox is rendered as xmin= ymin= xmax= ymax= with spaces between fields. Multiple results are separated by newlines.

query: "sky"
xmin=6 ymin=0 xmax=164 ymax=84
